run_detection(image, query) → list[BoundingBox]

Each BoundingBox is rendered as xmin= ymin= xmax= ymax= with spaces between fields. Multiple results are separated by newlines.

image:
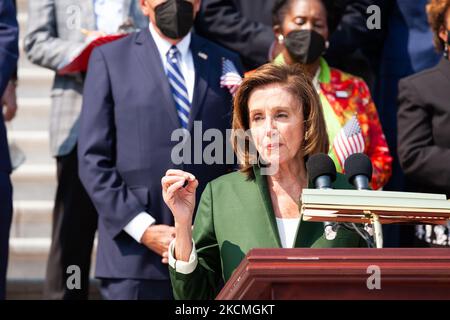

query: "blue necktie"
xmin=166 ymin=46 xmax=191 ymax=129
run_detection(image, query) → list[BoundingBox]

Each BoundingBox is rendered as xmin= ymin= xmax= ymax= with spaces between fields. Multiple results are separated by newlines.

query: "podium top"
xmin=301 ymin=189 xmax=450 ymax=224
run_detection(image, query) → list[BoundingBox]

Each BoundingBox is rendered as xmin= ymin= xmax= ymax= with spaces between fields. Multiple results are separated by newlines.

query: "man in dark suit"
xmin=78 ymin=0 xmax=241 ymax=299
xmin=24 ymin=0 xmax=148 ymax=299
xmin=0 ymin=0 xmax=19 ymax=300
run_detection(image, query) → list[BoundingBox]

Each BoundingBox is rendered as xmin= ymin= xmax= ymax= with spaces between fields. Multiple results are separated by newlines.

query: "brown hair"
xmin=427 ymin=0 xmax=450 ymax=52
xmin=231 ymin=63 xmax=329 ymax=179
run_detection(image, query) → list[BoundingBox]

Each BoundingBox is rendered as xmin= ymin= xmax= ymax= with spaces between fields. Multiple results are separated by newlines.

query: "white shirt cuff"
xmin=123 ymin=212 xmax=156 ymax=243
xmin=168 ymin=238 xmax=198 ymax=274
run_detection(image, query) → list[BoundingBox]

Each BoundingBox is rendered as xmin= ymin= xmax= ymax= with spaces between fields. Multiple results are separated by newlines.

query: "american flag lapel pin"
xmin=220 ymin=58 xmax=243 ymax=96
xmin=198 ymin=52 xmax=208 ymax=60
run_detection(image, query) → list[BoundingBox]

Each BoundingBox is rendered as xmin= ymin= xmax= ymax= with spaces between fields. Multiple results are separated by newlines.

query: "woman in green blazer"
xmin=162 ymin=63 xmax=364 ymax=300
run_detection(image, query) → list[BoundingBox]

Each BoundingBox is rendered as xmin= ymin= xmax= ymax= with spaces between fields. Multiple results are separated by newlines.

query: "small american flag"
xmin=333 ymin=115 xmax=365 ymax=167
xmin=220 ymin=58 xmax=242 ymax=96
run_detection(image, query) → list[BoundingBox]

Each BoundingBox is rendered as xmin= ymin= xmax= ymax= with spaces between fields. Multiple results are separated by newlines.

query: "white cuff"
xmin=123 ymin=212 xmax=156 ymax=243
xmin=168 ymin=238 xmax=198 ymax=274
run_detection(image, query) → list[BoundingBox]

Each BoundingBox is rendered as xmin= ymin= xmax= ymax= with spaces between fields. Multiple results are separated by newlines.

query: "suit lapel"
xmin=188 ymin=34 xmax=210 ymax=132
xmin=253 ymin=166 xmax=282 ymax=248
xmin=134 ymin=28 xmax=180 ymax=128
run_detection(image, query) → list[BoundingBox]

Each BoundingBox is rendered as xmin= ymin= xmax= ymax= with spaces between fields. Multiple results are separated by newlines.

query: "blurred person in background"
xmin=322 ymin=0 xmax=442 ymax=246
xmin=0 ymin=0 xmax=19 ymax=300
xmin=271 ymin=0 xmax=392 ymax=190
xmin=398 ymin=0 xmax=450 ymax=247
xmin=23 ymin=0 xmax=147 ymax=300
xmin=77 ymin=0 xmax=242 ymax=300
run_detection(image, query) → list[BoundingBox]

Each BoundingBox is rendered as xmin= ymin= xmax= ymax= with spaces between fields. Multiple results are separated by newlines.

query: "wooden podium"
xmin=216 ymin=248 xmax=450 ymax=300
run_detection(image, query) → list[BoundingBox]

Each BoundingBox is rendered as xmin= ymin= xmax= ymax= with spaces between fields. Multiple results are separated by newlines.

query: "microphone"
xmin=306 ymin=153 xmax=336 ymax=190
xmin=344 ymin=153 xmax=378 ymax=247
xmin=344 ymin=153 xmax=373 ymax=190
xmin=306 ymin=153 xmax=338 ymax=240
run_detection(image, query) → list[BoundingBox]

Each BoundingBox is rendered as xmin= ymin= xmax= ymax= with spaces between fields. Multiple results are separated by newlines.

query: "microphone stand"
xmin=366 ymin=211 xmax=383 ymax=248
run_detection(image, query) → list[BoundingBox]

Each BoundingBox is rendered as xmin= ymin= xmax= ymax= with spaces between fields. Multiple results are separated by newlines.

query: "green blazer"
xmin=169 ymin=166 xmax=365 ymax=300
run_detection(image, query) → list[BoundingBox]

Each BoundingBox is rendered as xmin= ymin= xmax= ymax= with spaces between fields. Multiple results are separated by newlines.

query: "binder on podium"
xmin=301 ymin=189 xmax=450 ymax=225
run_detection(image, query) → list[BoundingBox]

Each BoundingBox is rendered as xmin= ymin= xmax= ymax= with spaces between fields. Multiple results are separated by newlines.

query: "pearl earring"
xmin=278 ymin=34 xmax=284 ymax=44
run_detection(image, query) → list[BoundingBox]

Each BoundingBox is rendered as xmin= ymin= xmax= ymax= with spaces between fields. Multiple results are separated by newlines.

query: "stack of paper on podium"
xmin=58 ymin=34 xmax=127 ymax=75
xmin=301 ymin=189 xmax=450 ymax=225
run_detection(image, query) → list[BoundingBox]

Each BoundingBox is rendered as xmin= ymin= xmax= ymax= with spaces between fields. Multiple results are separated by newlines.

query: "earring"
xmin=278 ymin=34 xmax=284 ymax=44
xmin=325 ymin=41 xmax=330 ymax=49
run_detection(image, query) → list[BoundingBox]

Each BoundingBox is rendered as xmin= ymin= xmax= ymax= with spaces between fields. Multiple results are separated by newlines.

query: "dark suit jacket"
xmin=195 ymin=0 xmax=276 ymax=70
xmin=0 ymin=0 xmax=19 ymax=173
xmin=170 ymin=166 xmax=364 ymax=300
xmin=328 ymin=0 xmax=440 ymax=79
xmin=397 ymin=58 xmax=450 ymax=197
xmin=78 ymin=28 xmax=242 ymax=280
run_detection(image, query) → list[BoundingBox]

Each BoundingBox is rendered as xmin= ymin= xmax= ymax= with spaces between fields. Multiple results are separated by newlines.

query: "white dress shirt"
xmin=168 ymin=218 xmax=301 ymax=274
xmin=275 ymin=217 xmax=300 ymax=249
xmin=123 ymin=23 xmax=196 ymax=243
xmin=149 ymin=22 xmax=195 ymax=103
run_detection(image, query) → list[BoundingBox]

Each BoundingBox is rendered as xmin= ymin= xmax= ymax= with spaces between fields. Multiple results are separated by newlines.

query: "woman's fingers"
xmin=162 ymin=175 xmax=186 ymax=191
xmin=166 ymin=179 xmax=186 ymax=197
xmin=185 ymin=178 xmax=199 ymax=193
xmin=165 ymin=169 xmax=195 ymax=182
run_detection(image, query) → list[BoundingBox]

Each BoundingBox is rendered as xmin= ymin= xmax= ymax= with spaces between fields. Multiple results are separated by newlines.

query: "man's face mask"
xmin=155 ymin=0 xmax=194 ymax=39
xmin=284 ymin=29 xmax=326 ymax=64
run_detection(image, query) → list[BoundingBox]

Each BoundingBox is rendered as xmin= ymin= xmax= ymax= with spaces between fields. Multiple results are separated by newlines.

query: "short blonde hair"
xmin=231 ymin=63 xmax=329 ymax=179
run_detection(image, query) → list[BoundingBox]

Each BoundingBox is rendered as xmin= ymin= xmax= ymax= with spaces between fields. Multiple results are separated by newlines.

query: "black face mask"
xmin=284 ymin=30 xmax=326 ymax=64
xmin=155 ymin=0 xmax=194 ymax=39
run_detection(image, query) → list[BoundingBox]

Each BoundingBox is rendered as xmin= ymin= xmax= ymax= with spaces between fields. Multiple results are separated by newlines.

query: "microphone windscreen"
xmin=344 ymin=153 xmax=373 ymax=182
xmin=306 ymin=153 xmax=337 ymax=184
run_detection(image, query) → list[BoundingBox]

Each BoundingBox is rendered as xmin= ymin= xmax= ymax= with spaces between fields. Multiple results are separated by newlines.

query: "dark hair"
xmin=272 ymin=0 xmax=346 ymax=33
xmin=232 ymin=63 xmax=329 ymax=179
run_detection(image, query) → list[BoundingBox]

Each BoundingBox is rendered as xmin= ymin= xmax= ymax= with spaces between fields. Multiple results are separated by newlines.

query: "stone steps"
xmin=8 ymin=97 xmax=51 ymax=132
xmin=8 ymin=131 xmax=51 ymax=165
xmin=6 ymin=279 xmax=102 ymax=300
xmin=11 ymin=164 xmax=56 ymax=201
xmin=10 ymin=201 xmax=53 ymax=239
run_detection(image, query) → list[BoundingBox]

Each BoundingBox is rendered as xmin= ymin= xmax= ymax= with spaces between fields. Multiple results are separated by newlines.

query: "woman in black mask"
xmin=271 ymin=0 xmax=393 ymax=190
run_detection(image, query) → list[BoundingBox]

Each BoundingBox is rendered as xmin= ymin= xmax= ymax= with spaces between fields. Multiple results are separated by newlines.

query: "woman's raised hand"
xmin=162 ymin=170 xmax=199 ymax=226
